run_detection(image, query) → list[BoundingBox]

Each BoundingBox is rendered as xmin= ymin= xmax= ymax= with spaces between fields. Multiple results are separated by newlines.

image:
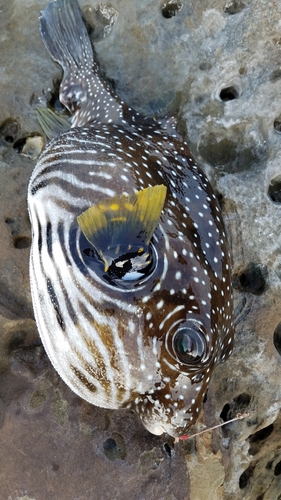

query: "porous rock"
xmin=1 ymin=1 xmax=281 ymax=499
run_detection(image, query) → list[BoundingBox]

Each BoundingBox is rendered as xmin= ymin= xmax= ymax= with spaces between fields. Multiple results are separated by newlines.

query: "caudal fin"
xmin=40 ymin=0 xmax=92 ymax=72
xmin=40 ymin=0 xmax=123 ymax=126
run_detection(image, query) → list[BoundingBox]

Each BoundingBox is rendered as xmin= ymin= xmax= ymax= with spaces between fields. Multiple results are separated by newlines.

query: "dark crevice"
xmin=274 ymin=459 xmax=281 ymax=476
xmin=268 ymin=175 xmax=281 ymax=203
xmin=219 ymin=86 xmax=239 ymax=101
xmin=13 ymin=236 xmax=31 ymax=249
xmin=248 ymin=424 xmax=274 ymax=443
xmin=239 ymin=464 xmax=255 ymax=489
xmin=273 ymin=322 xmax=281 ymax=355
xmin=220 ymin=393 xmax=251 ymax=423
xmin=232 ymin=263 xmax=268 ymax=295
xmin=162 ymin=1 xmax=183 ymax=18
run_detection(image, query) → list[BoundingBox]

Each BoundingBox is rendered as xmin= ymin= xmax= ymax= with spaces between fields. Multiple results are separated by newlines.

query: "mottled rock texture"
xmin=1 ymin=0 xmax=281 ymax=499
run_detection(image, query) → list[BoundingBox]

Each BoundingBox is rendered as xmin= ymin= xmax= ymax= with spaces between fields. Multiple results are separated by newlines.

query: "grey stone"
xmin=1 ymin=0 xmax=281 ymax=499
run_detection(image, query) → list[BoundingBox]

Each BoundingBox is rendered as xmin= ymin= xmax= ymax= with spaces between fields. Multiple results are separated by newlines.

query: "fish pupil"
xmin=81 ymin=233 xmax=156 ymax=288
xmin=173 ymin=328 xmax=206 ymax=364
xmin=107 ymin=248 xmax=153 ymax=281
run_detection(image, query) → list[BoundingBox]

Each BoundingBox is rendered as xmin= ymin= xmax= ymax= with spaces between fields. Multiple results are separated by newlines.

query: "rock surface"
xmin=1 ymin=0 xmax=281 ymax=499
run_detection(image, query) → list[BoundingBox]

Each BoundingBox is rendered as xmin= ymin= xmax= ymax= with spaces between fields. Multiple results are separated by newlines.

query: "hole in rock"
xmin=256 ymin=495 xmax=264 ymax=500
xmin=249 ymin=424 xmax=274 ymax=443
xmin=232 ymin=263 xmax=267 ymax=295
xmin=239 ymin=464 xmax=255 ymax=489
xmin=5 ymin=218 xmax=15 ymax=225
xmin=249 ymin=423 xmax=274 ymax=456
xmin=13 ymin=236 xmax=31 ymax=249
xmin=163 ymin=443 xmax=172 ymax=457
xmin=82 ymin=4 xmax=118 ymax=42
xmin=274 ymin=116 xmax=281 ymax=134
xmin=266 ymin=459 xmax=273 ymax=470
xmin=103 ymin=434 xmax=127 ymax=460
xmin=220 ymin=393 xmax=251 ymax=422
xmin=224 ymin=1 xmax=245 ymax=15
xmin=219 ymin=86 xmax=239 ymax=101
xmin=12 ymin=343 xmax=47 ymax=375
xmin=220 ymin=403 xmax=230 ymax=422
xmin=47 ymin=78 xmax=65 ymax=112
xmin=274 ymin=459 xmax=281 ymax=476
xmin=162 ymin=0 xmax=183 ymax=18
xmin=0 ymin=118 xmax=20 ymax=144
xmin=103 ymin=438 xmax=118 ymax=460
xmin=268 ymin=175 xmax=281 ymax=203
xmin=8 ymin=335 xmax=27 ymax=354
xmin=215 ymin=191 xmax=224 ymax=209
xmin=273 ymin=322 xmax=281 ymax=355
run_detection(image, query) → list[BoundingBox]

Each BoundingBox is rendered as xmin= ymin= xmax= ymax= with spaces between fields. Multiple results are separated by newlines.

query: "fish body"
xmin=28 ymin=0 xmax=234 ymax=437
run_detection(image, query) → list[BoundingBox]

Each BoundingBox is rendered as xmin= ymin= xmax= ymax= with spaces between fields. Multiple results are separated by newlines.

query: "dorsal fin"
xmin=36 ymin=107 xmax=70 ymax=140
xmin=77 ymin=185 xmax=167 ymax=271
xmin=40 ymin=0 xmax=123 ymax=127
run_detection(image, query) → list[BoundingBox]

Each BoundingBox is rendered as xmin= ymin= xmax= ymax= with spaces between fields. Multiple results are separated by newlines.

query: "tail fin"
xmin=40 ymin=0 xmax=123 ymax=126
xmin=40 ymin=0 xmax=93 ymax=72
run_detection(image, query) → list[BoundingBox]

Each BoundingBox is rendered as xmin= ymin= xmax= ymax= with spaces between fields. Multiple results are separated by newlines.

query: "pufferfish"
xmin=27 ymin=0 xmax=234 ymax=437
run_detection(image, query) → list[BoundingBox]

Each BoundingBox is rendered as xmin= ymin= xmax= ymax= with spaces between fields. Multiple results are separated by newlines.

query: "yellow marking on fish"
xmin=111 ymin=216 xmax=126 ymax=222
xmin=77 ymin=185 xmax=167 ymax=267
xmin=125 ymin=202 xmax=134 ymax=211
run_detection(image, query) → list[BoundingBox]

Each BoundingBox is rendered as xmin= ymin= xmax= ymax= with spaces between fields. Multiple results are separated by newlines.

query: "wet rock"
xmin=1 ymin=1 xmax=281 ymax=499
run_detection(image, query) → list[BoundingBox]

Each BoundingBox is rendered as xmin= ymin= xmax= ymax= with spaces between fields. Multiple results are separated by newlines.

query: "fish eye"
xmin=173 ymin=326 xmax=206 ymax=364
xmin=78 ymin=227 xmax=158 ymax=290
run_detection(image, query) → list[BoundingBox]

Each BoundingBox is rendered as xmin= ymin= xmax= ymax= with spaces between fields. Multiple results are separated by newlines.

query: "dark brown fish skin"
xmin=27 ymin=0 xmax=234 ymax=437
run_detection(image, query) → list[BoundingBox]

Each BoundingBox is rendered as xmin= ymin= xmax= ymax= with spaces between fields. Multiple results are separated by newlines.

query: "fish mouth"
xmin=141 ymin=419 xmax=191 ymax=438
xmin=142 ymin=421 xmax=166 ymax=436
